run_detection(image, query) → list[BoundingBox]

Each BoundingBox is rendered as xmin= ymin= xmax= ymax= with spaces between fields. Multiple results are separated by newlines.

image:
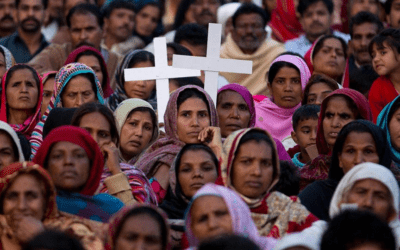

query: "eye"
xmin=345 ymin=148 xmax=355 ymax=154
xmin=238 ymin=104 xmax=248 ymax=111
xmin=99 ymin=131 xmax=109 ymax=138
xmin=129 ymin=122 xmax=138 ymax=127
xmin=307 ymin=98 xmax=316 ymax=103
xmin=144 ymin=125 xmax=152 ymax=131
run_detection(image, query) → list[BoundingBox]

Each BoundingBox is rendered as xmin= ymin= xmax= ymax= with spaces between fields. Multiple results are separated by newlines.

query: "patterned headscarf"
xmin=0 ymin=45 xmax=15 ymax=71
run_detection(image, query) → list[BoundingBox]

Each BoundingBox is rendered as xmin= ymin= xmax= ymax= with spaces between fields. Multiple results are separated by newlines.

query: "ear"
xmin=291 ymin=131 xmax=299 ymax=144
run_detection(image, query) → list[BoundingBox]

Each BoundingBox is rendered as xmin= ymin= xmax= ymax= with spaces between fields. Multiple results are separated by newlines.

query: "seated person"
xmin=302 ymin=74 xmax=339 ymax=106
xmin=0 ymin=121 xmax=25 ymax=169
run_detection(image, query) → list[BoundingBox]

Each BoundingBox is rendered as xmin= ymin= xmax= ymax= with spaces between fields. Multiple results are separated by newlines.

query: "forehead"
xmin=111 ymin=7 xmax=135 ymax=15
xmin=351 ymin=178 xmax=391 ymax=194
xmin=218 ymin=90 xmax=247 ymax=104
xmin=191 ymin=195 xmax=227 ymax=214
xmin=70 ymin=13 xmax=99 ymax=28
xmin=9 ymin=68 xmax=35 ymax=81
xmin=353 ymin=22 xmax=379 ymax=34
xmin=325 ymin=95 xmax=352 ymax=110
xmin=77 ymin=55 xmax=100 ymax=65
xmin=235 ymin=13 xmax=264 ymax=24
xmin=65 ymin=75 xmax=92 ymax=88
xmin=7 ymin=174 xmax=42 ymax=192
xmin=181 ymin=149 xmax=213 ymax=162
xmin=52 ymin=141 xmax=85 ymax=151
xmin=321 ymin=38 xmax=343 ymax=49
xmin=305 ymin=1 xmax=329 ymax=12
xmin=18 ymin=0 xmax=42 ymax=6
xmin=237 ymin=139 xmax=272 ymax=156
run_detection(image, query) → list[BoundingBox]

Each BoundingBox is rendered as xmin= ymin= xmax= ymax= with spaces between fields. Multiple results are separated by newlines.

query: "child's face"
xmin=371 ymin=42 xmax=400 ymax=76
xmin=292 ymin=118 xmax=318 ymax=151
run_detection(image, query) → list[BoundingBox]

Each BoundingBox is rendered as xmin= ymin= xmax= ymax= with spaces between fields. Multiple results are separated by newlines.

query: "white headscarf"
xmin=217 ymin=3 xmax=241 ymax=35
xmin=0 ymin=121 xmax=25 ymax=162
xmin=273 ymin=232 xmax=319 ymax=250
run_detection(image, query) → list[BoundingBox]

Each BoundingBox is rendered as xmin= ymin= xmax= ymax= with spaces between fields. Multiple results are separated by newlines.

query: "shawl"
xmin=255 ymin=54 xmax=311 ymax=141
xmin=30 ymin=63 xmax=105 ymax=158
xmin=135 ymin=85 xmax=218 ymax=177
xmin=0 ymin=121 xmax=25 ymax=162
xmin=0 ymin=45 xmax=15 ymax=71
xmin=269 ymin=0 xmax=303 ymax=42
xmin=105 ymin=203 xmax=169 ymax=250
xmin=64 ymin=46 xmax=114 ymax=98
xmin=217 ymin=3 xmax=241 ymax=36
xmin=220 ymin=128 xmax=318 ymax=238
xmin=185 ymin=183 xmax=277 ymax=250
xmin=0 ymin=65 xmax=43 ymax=139
xmin=299 ymin=120 xmax=392 ymax=221
xmin=107 ymin=50 xmax=157 ymax=111
xmin=369 ymin=76 xmax=398 ymax=123
xmin=220 ymin=34 xmax=286 ymax=96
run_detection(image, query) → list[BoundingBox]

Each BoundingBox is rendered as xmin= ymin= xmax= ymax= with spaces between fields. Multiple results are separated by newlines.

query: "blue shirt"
xmin=0 ymin=31 xmax=49 ymax=63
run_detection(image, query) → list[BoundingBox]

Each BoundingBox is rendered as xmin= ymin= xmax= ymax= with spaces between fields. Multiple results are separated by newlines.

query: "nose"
xmin=310 ymin=129 xmax=317 ymax=141
xmin=75 ymin=95 xmax=84 ymax=107
xmin=229 ymin=107 xmax=239 ymax=119
xmin=284 ymin=81 xmax=292 ymax=91
xmin=331 ymin=115 xmax=341 ymax=128
xmin=360 ymin=36 xmax=368 ymax=47
xmin=207 ymin=215 xmax=219 ymax=230
xmin=136 ymin=80 xmax=146 ymax=87
xmin=362 ymin=193 xmax=374 ymax=209
xmin=134 ymin=125 xmax=143 ymax=137
xmin=17 ymin=196 xmax=28 ymax=211
xmin=190 ymin=115 xmax=200 ymax=127
xmin=21 ymin=83 xmax=28 ymax=92
xmin=134 ymin=239 xmax=146 ymax=250
xmin=193 ymin=168 xmax=202 ymax=178
xmin=251 ymin=163 xmax=262 ymax=176
xmin=28 ymin=7 xmax=34 ymax=17
xmin=79 ymin=29 xmax=88 ymax=41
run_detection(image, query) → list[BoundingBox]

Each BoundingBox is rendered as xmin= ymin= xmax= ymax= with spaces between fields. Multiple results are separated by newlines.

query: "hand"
xmin=13 ymin=216 xmax=44 ymax=243
xmin=101 ymin=142 xmax=121 ymax=175
xmin=198 ymin=127 xmax=223 ymax=160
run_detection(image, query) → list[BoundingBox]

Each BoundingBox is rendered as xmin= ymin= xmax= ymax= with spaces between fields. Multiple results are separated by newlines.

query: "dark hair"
xmin=23 ymin=230 xmax=85 ymax=250
xmin=114 ymin=206 xmax=168 ymax=250
xmin=17 ymin=132 xmax=31 ymax=160
xmin=0 ymin=130 xmax=19 ymax=162
xmin=176 ymin=144 xmax=219 ymax=174
xmin=349 ymin=11 xmax=383 ymax=39
xmin=67 ymin=3 xmax=103 ymax=28
xmin=177 ymin=88 xmax=210 ymax=114
xmin=171 ymin=77 xmax=204 ymax=89
xmin=126 ymin=106 xmax=157 ymax=137
xmin=292 ymin=104 xmax=320 ymax=131
xmin=321 ymin=210 xmax=396 ymax=250
xmin=173 ymin=0 xmax=193 ymax=29
xmin=16 ymin=0 xmax=48 ymax=9
xmin=71 ymin=103 xmax=119 ymax=145
xmin=312 ymin=35 xmax=348 ymax=60
xmin=385 ymin=0 xmax=396 ymax=14
xmin=174 ymin=23 xmax=208 ymax=46
xmin=368 ymin=28 xmax=400 ymax=57
xmin=120 ymin=50 xmax=155 ymax=86
xmin=267 ymin=61 xmax=300 ymax=84
xmin=298 ymin=0 xmax=333 ymax=16
xmin=167 ymin=42 xmax=192 ymax=56
xmin=75 ymin=50 xmax=108 ymax=91
xmin=232 ymin=3 xmax=269 ymax=28
xmin=302 ymin=73 xmax=339 ymax=105
xmin=349 ymin=64 xmax=379 ymax=97
xmin=270 ymin=161 xmax=300 ymax=196
xmin=388 ymin=96 xmax=400 ymax=125
xmin=325 ymin=94 xmax=361 ymax=119
xmin=198 ymin=235 xmax=261 ymax=250
xmin=102 ymin=0 xmax=135 ymax=18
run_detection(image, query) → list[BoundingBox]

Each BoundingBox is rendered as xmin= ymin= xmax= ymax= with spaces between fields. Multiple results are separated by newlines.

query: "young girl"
xmin=368 ymin=28 xmax=400 ymax=122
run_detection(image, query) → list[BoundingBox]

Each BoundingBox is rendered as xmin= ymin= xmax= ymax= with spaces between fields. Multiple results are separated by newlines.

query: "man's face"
xmin=231 ymin=13 xmax=266 ymax=54
xmin=349 ymin=0 xmax=379 ymax=17
xmin=190 ymin=0 xmax=219 ymax=27
xmin=0 ymin=0 xmax=16 ymax=32
xmin=350 ymin=22 xmax=379 ymax=66
xmin=105 ymin=8 xmax=135 ymax=41
xmin=300 ymin=1 xmax=332 ymax=40
xmin=16 ymin=0 xmax=45 ymax=33
xmin=387 ymin=0 xmax=400 ymax=28
xmin=69 ymin=13 xmax=103 ymax=50
xmin=47 ymin=0 xmax=63 ymax=20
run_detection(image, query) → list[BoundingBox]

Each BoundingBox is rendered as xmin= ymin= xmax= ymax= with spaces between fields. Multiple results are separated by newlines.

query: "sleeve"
xmin=368 ymin=80 xmax=383 ymax=123
xmin=103 ymin=172 xmax=137 ymax=205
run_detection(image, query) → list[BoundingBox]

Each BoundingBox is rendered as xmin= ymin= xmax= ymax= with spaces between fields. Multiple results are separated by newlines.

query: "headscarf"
xmin=0 ymin=121 xmax=24 ymax=163
xmin=135 ymin=85 xmax=218 ymax=177
xmin=132 ymin=0 xmax=163 ymax=45
xmin=0 ymin=45 xmax=15 ymax=70
xmin=217 ymin=3 xmax=241 ymax=36
xmin=42 ymin=71 xmax=57 ymax=85
xmin=107 ymin=50 xmax=157 ymax=111
xmin=269 ymin=0 xmax=303 ymax=42
xmin=64 ymin=46 xmax=114 ymax=98
xmin=255 ymin=54 xmax=311 ymax=141
xmin=33 ymin=126 xmax=104 ymax=196
xmin=0 ymin=65 xmax=43 ymax=138
xmin=185 ymin=183 xmax=277 ymax=250
xmin=274 ymin=232 xmax=319 ymax=250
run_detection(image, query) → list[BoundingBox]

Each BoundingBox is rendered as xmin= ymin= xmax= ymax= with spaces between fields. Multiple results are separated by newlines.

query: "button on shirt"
xmin=0 ymin=31 xmax=49 ymax=63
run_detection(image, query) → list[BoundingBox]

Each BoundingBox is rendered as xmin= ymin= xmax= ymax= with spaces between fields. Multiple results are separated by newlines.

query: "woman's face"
xmin=6 ymin=68 xmax=39 ymax=112
xmin=41 ymin=77 xmax=55 ymax=115
xmin=79 ymin=112 xmax=112 ymax=149
xmin=135 ymin=5 xmax=160 ymax=37
xmin=231 ymin=139 xmax=274 ymax=199
xmin=115 ymin=214 xmax=163 ymax=250
xmin=338 ymin=132 xmax=379 ymax=175
xmin=47 ymin=141 xmax=90 ymax=193
xmin=0 ymin=52 xmax=7 ymax=80
xmin=0 ymin=132 xmax=16 ymax=170
xmin=3 ymin=174 xmax=46 ymax=229
xmin=323 ymin=96 xmax=356 ymax=149
xmin=190 ymin=195 xmax=233 ymax=242
xmin=120 ymin=110 xmax=154 ymax=160
xmin=178 ymin=149 xmax=218 ymax=198
xmin=268 ymin=66 xmax=302 ymax=108
xmin=177 ymin=97 xmax=211 ymax=144
xmin=77 ymin=55 xmax=104 ymax=88
xmin=389 ymin=107 xmax=400 ymax=152
xmin=61 ymin=75 xmax=96 ymax=108
xmin=124 ymin=61 xmax=156 ymax=100
xmin=217 ymin=90 xmax=251 ymax=138
xmin=313 ymin=38 xmax=346 ymax=80
xmin=306 ymin=82 xmax=335 ymax=105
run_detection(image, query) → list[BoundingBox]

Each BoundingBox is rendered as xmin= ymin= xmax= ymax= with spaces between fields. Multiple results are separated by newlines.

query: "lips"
xmin=326 ymin=61 xmax=338 ymax=66
xmin=61 ymin=170 xmax=78 ymax=178
xmin=282 ymin=96 xmax=295 ymax=101
xmin=245 ymin=181 xmax=262 ymax=188
xmin=128 ymin=140 xmax=141 ymax=147
xmin=328 ymin=132 xmax=338 ymax=138
xmin=19 ymin=96 xmax=30 ymax=101
xmin=226 ymin=124 xmax=242 ymax=129
xmin=187 ymin=131 xmax=201 ymax=137
xmin=190 ymin=183 xmax=204 ymax=189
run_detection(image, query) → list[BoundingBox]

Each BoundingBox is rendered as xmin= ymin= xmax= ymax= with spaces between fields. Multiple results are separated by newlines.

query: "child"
xmin=368 ymin=28 xmax=400 ymax=122
xmin=291 ymin=105 xmax=320 ymax=168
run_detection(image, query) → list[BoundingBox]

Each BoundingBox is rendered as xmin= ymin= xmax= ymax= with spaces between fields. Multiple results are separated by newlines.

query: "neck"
xmin=103 ymin=34 xmax=124 ymax=50
xmin=240 ymin=48 xmax=257 ymax=55
xmin=8 ymin=109 xmax=32 ymax=125
xmin=120 ymin=149 xmax=135 ymax=163
xmin=0 ymin=28 xmax=15 ymax=38
xmin=390 ymin=69 xmax=400 ymax=87
xmin=17 ymin=28 xmax=43 ymax=54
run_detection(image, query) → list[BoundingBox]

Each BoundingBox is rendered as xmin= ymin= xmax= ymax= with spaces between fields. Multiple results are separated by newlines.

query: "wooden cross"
xmin=172 ymin=23 xmax=253 ymax=105
xmin=124 ymin=37 xmax=201 ymax=124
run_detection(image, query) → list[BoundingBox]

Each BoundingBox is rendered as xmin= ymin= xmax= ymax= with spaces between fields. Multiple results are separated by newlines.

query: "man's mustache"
xmin=21 ymin=17 xmax=40 ymax=26
xmin=0 ymin=15 xmax=13 ymax=22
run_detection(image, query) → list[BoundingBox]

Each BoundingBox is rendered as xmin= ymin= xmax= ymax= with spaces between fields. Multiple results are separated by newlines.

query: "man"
xmin=385 ymin=0 xmax=400 ymax=28
xmin=220 ymin=3 xmax=285 ymax=96
xmin=190 ymin=0 xmax=220 ymax=28
xmin=29 ymin=3 xmax=120 ymax=90
xmin=174 ymin=23 xmax=208 ymax=57
xmin=0 ymin=0 xmax=48 ymax=63
xmin=348 ymin=0 xmax=379 ymax=18
xmin=102 ymin=0 xmax=144 ymax=55
xmin=0 ymin=0 xmax=16 ymax=38
xmin=41 ymin=0 xmax=63 ymax=41
xmin=285 ymin=0 xmax=350 ymax=56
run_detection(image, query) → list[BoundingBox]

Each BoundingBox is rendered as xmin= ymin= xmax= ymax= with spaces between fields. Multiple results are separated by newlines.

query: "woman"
xmin=105 ymin=204 xmax=169 ymax=250
xmin=132 ymin=0 xmax=162 ymax=46
xmin=41 ymin=71 xmax=57 ymax=116
xmin=135 ymin=85 xmax=219 ymax=202
xmin=299 ymin=120 xmax=392 ymax=221
xmin=220 ymin=128 xmax=318 ymax=238
xmin=71 ymin=102 xmax=158 ymax=205
xmin=0 ymin=121 xmax=25 ymax=169
xmin=304 ymin=35 xmax=347 ymax=83
xmin=0 ymin=65 xmax=43 ymax=141
xmin=302 ymin=74 xmax=340 ymax=106
xmin=255 ymin=54 xmax=311 ymax=141
xmin=33 ymin=126 xmax=124 ymax=222
xmin=64 ymin=46 xmax=114 ymax=98
xmin=0 ymin=162 xmax=105 ymax=249
xmin=107 ymin=50 xmax=157 ymax=111
xmin=185 ymin=183 xmax=277 ymax=249
xmin=299 ymin=89 xmax=372 ymax=190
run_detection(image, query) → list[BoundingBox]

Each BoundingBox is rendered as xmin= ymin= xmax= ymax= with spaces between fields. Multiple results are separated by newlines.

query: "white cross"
xmin=172 ymin=23 xmax=253 ymax=105
xmin=124 ymin=37 xmax=201 ymax=124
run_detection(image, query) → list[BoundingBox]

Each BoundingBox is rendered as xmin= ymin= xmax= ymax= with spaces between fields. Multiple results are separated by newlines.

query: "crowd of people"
xmin=0 ymin=0 xmax=398 ymax=249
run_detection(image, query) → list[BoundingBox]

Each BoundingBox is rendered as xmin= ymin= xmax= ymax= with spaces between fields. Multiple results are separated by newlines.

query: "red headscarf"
xmin=33 ymin=126 xmax=104 ymax=196
xmin=269 ymin=0 xmax=303 ymax=42
xmin=64 ymin=46 xmax=114 ymax=98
